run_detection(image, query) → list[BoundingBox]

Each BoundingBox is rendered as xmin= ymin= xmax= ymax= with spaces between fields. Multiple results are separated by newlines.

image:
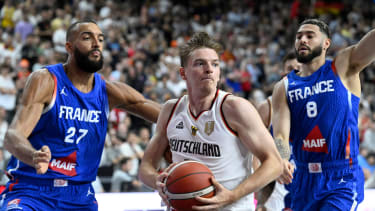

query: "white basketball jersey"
xmin=167 ymin=90 xmax=254 ymax=210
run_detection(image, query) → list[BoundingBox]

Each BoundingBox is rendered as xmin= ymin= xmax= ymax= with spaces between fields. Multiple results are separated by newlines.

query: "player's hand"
xmin=32 ymin=145 xmax=51 ymax=174
xmin=156 ymin=163 xmax=177 ymax=208
xmin=277 ymin=159 xmax=294 ymax=184
xmin=193 ymin=177 xmax=234 ymax=210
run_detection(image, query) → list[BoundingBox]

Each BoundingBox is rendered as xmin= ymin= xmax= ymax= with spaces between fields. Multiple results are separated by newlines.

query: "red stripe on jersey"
xmin=189 ymin=89 xmax=219 ymax=120
xmin=345 ymin=129 xmax=351 ymax=160
xmin=52 ymin=74 xmax=57 ymax=99
xmin=331 ymin=59 xmax=337 ymax=75
xmin=9 ymin=179 xmax=18 ymax=192
xmin=220 ymin=94 xmax=238 ymax=136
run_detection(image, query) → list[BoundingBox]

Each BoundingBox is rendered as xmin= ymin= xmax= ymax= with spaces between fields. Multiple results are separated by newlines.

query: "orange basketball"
xmin=165 ymin=160 xmax=215 ymax=211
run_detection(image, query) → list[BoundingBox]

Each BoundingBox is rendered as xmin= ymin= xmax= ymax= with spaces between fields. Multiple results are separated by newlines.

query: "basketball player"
xmin=255 ymin=52 xmax=300 ymax=211
xmin=0 ymin=20 xmax=160 ymax=210
xmin=272 ymin=19 xmax=374 ymax=210
xmin=139 ymin=32 xmax=283 ymax=210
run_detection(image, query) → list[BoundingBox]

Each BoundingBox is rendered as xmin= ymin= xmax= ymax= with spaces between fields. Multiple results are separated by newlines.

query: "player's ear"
xmin=324 ymin=38 xmax=331 ymax=51
xmin=65 ymin=41 xmax=73 ymax=54
xmin=180 ymin=67 xmax=187 ymax=80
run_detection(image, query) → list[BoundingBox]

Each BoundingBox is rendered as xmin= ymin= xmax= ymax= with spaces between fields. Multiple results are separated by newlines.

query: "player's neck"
xmin=299 ymin=56 xmax=326 ymax=77
xmin=188 ymin=88 xmax=217 ymax=116
xmin=63 ymin=63 xmax=95 ymax=93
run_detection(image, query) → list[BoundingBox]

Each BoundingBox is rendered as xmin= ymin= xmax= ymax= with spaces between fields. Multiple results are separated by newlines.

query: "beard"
xmin=74 ymin=47 xmax=103 ymax=73
xmin=295 ymin=45 xmax=323 ymax=64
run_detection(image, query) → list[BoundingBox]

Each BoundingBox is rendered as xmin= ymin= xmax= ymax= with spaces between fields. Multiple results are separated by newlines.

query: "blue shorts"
xmin=0 ymin=177 xmax=98 ymax=211
xmin=290 ymin=160 xmax=364 ymax=211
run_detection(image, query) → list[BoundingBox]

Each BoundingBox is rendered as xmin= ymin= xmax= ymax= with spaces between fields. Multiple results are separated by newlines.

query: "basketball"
xmin=164 ymin=160 xmax=215 ymax=211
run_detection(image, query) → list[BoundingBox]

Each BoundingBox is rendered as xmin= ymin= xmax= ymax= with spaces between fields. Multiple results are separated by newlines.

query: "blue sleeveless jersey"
xmin=285 ymin=60 xmax=359 ymax=163
xmin=6 ymin=64 xmax=109 ymax=182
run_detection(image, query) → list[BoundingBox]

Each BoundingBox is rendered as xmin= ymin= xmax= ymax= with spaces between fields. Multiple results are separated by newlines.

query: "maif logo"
xmin=302 ymin=125 xmax=328 ymax=153
xmin=49 ymin=151 xmax=78 ymax=176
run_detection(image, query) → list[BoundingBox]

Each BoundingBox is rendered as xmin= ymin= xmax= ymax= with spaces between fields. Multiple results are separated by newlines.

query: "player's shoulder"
xmin=22 ymin=68 xmax=55 ymax=104
xmin=156 ymin=98 xmax=181 ymax=124
xmin=272 ymin=78 xmax=287 ymax=97
xmin=222 ymin=94 xmax=255 ymax=114
xmin=28 ymin=68 xmax=55 ymax=86
xmin=162 ymin=98 xmax=180 ymax=111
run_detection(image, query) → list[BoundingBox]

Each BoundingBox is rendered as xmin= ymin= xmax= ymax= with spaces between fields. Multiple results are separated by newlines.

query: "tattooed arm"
xmin=271 ymin=80 xmax=294 ymax=184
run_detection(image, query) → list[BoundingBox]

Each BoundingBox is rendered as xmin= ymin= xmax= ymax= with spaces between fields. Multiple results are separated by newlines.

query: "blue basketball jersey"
xmin=285 ymin=60 xmax=359 ymax=164
xmin=6 ymin=64 xmax=109 ymax=182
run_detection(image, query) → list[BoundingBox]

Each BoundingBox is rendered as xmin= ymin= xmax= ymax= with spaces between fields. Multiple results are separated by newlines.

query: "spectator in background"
xmin=14 ymin=13 xmax=33 ymax=43
xmin=35 ymin=5 xmax=53 ymax=42
xmin=0 ymin=65 xmax=17 ymax=122
xmin=20 ymin=34 xmax=39 ymax=68
xmin=111 ymin=157 xmax=142 ymax=192
xmin=138 ymin=127 xmax=151 ymax=151
xmin=0 ymin=107 xmax=9 ymax=147
xmin=119 ymin=130 xmax=144 ymax=177
xmin=166 ymin=69 xmax=186 ymax=98
xmin=0 ymin=0 xmax=15 ymax=30
xmin=15 ymin=59 xmax=30 ymax=91
xmin=362 ymin=114 xmax=375 ymax=152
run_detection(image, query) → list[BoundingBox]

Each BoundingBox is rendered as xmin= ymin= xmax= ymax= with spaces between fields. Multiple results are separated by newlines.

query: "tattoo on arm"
xmin=275 ymin=138 xmax=290 ymax=159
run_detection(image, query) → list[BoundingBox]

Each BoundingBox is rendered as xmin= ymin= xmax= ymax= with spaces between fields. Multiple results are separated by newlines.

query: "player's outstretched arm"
xmin=139 ymin=99 xmax=176 ymax=205
xmin=106 ymin=80 xmax=161 ymax=123
xmin=4 ymin=69 xmax=54 ymax=174
xmin=194 ymin=95 xmax=283 ymax=210
xmin=347 ymin=28 xmax=375 ymax=74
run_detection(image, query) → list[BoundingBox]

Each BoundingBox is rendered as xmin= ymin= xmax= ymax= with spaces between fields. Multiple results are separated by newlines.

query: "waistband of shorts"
xmin=295 ymin=159 xmax=358 ymax=172
xmin=12 ymin=176 xmax=91 ymax=186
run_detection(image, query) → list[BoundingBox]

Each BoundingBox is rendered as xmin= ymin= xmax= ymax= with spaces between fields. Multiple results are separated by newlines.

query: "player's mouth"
xmin=90 ymin=50 xmax=101 ymax=57
xmin=298 ymin=45 xmax=310 ymax=53
xmin=201 ymin=77 xmax=214 ymax=81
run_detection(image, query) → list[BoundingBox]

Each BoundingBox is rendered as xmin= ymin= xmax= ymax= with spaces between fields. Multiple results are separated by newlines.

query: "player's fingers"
xmin=158 ymin=192 xmax=169 ymax=206
xmin=210 ymin=177 xmax=221 ymax=190
xmin=277 ymin=178 xmax=284 ymax=184
xmin=281 ymin=174 xmax=292 ymax=184
xmin=287 ymin=163 xmax=295 ymax=174
xmin=195 ymin=196 xmax=212 ymax=204
xmin=41 ymin=145 xmax=51 ymax=153
xmin=33 ymin=151 xmax=49 ymax=157
xmin=33 ymin=157 xmax=50 ymax=163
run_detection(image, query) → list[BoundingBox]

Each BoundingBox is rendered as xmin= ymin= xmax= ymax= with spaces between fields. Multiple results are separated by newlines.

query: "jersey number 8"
xmin=306 ymin=101 xmax=318 ymax=118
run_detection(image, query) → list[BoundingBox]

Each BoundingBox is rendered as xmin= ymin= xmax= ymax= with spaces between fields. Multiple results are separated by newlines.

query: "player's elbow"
xmin=3 ymin=129 xmax=16 ymax=153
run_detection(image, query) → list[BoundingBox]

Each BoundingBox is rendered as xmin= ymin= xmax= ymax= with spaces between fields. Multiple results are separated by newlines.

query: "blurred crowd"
xmin=0 ymin=0 xmax=375 ymax=192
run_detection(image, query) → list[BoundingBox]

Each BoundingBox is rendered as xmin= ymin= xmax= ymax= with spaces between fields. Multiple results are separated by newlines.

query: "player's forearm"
xmin=129 ymin=100 xmax=161 ymax=123
xmin=138 ymin=162 xmax=159 ymax=189
xmin=3 ymin=129 xmax=37 ymax=167
xmin=232 ymin=155 xmax=282 ymax=201
xmin=274 ymin=137 xmax=290 ymax=160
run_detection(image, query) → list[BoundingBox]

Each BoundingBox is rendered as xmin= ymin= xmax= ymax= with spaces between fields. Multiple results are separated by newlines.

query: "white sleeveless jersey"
xmin=167 ymin=90 xmax=254 ymax=210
